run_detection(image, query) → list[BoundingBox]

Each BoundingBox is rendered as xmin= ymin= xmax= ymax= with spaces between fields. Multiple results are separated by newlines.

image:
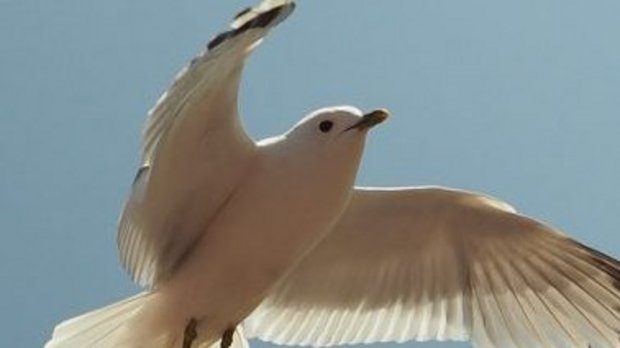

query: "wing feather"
xmin=117 ymin=0 xmax=295 ymax=287
xmin=245 ymin=186 xmax=620 ymax=347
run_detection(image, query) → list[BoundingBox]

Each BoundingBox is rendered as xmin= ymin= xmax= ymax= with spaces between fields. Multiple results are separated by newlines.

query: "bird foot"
xmin=220 ymin=326 xmax=235 ymax=348
xmin=182 ymin=318 xmax=198 ymax=348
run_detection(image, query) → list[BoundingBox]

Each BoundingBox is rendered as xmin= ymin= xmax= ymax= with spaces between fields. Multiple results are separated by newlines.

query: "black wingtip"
xmin=237 ymin=2 xmax=296 ymax=31
xmin=207 ymin=31 xmax=232 ymax=51
xmin=207 ymin=2 xmax=295 ymax=51
xmin=234 ymin=6 xmax=253 ymax=20
xmin=569 ymin=239 xmax=620 ymax=291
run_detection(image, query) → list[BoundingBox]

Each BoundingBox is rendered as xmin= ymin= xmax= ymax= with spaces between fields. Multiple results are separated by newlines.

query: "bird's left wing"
xmin=118 ymin=0 xmax=295 ymax=287
xmin=245 ymin=187 xmax=620 ymax=347
xmin=142 ymin=0 xmax=295 ymax=165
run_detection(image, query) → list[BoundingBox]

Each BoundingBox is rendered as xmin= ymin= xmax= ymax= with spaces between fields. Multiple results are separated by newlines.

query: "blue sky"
xmin=1 ymin=1 xmax=619 ymax=347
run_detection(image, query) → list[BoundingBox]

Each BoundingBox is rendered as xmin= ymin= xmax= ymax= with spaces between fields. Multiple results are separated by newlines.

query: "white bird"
xmin=46 ymin=1 xmax=619 ymax=347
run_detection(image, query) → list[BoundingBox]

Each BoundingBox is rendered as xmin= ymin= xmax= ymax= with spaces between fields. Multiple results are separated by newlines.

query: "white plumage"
xmin=46 ymin=1 xmax=619 ymax=347
xmin=245 ymin=187 xmax=619 ymax=347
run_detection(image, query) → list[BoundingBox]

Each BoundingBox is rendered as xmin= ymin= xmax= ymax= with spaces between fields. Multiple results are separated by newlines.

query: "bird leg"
xmin=182 ymin=318 xmax=198 ymax=348
xmin=220 ymin=326 xmax=236 ymax=348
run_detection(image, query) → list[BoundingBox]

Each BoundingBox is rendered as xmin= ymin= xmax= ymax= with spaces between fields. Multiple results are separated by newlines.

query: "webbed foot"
xmin=182 ymin=318 xmax=198 ymax=348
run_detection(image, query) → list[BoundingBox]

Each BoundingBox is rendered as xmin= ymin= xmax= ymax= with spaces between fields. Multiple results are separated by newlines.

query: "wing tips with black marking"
xmin=207 ymin=0 xmax=295 ymax=51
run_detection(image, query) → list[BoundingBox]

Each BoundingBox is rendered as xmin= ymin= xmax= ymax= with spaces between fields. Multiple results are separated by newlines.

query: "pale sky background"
xmin=1 ymin=0 xmax=619 ymax=347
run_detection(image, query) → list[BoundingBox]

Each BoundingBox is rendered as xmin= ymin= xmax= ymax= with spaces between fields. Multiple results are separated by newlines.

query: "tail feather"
xmin=46 ymin=292 xmax=251 ymax=348
xmin=45 ymin=292 xmax=149 ymax=348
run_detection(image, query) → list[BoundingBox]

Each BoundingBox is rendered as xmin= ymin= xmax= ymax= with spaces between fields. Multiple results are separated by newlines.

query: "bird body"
xmin=46 ymin=1 xmax=619 ymax=347
xmin=130 ymin=107 xmax=369 ymax=347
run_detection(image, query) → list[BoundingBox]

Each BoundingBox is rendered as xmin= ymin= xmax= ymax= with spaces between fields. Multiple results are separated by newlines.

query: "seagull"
xmin=45 ymin=1 xmax=619 ymax=347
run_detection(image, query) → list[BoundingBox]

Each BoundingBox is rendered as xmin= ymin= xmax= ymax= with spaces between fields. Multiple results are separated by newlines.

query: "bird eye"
xmin=319 ymin=120 xmax=334 ymax=133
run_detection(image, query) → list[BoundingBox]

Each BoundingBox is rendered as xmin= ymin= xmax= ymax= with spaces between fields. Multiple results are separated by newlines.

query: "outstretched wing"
xmin=118 ymin=0 xmax=296 ymax=287
xmin=245 ymin=187 xmax=620 ymax=347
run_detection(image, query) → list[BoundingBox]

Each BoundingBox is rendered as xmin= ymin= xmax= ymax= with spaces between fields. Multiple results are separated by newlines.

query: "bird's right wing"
xmin=245 ymin=187 xmax=619 ymax=347
xmin=118 ymin=0 xmax=295 ymax=287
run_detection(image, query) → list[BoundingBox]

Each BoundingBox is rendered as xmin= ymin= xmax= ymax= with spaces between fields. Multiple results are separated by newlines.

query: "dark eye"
xmin=319 ymin=120 xmax=334 ymax=133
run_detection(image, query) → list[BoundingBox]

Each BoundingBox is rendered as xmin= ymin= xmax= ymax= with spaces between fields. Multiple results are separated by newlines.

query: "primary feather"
xmin=245 ymin=187 xmax=620 ymax=347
